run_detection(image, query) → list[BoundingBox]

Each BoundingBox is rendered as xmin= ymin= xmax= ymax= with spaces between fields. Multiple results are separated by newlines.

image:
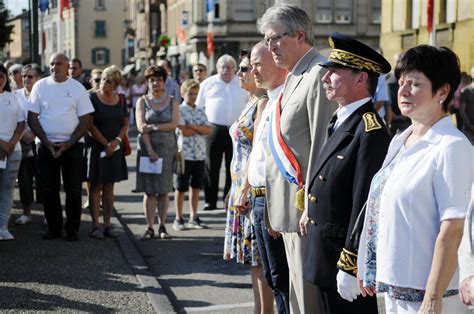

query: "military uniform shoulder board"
xmin=362 ymin=112 xmax=382 ymax=132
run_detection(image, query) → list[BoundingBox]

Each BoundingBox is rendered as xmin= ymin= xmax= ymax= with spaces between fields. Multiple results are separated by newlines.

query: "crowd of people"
xmin=1 ymin=3 xmax=474 ymax=313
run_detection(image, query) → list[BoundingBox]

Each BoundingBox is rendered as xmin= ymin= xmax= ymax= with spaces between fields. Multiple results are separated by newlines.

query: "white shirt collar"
xmin=268 ymin=84 xmax=283 ymax=103
xmin=334 ymin=97 xmax=371 ymax=130
xmin=290 ymin=48 xmax=314 ymax=74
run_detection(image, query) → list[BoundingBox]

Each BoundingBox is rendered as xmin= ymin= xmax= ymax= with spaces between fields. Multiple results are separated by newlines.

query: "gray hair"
xmin=216 ymin=54 xmax=237 ymax=70
xmin=257 ymin=4 xmax=315 ymax=46
xmin=22 ymin=63 xmax=43 ymax=77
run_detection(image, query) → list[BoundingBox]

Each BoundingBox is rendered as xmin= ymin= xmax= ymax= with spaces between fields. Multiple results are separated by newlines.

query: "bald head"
xmin=250 ymin=41 xmax=287 ymax=91
xmin=50 ymin=52 xmax=70 ymax=82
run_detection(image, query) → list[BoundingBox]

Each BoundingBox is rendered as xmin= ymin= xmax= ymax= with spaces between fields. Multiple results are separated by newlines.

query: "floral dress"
xmin=223 ymin=95 xmax=267 ymax=266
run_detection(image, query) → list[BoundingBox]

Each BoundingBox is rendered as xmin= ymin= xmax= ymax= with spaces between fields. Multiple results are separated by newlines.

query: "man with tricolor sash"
xmin=299 ymin=33 xmax=391 ymax=313
xmin=257 ymin=5 xmax=335 ymax=313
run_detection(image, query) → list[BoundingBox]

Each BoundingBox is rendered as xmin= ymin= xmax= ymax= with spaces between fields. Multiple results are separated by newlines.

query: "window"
xmin=206 ymin=0 xmax=220 ymax=21
xmin=95 ymin=20 xmax=106 ymax=37
xmin=315 ymin=0 xmax=333 ymax=23
xmin=233 ymin=0 xmax=255 ymax=21
xmin=92 ymin=48 xmax=110 ymax=65
xmin=372 ymin=0 xmax=381 ymax=24
xmin=95 ymin=0 xmax=105 ymax=10
xmin=334 ymin=0 xmax=352 ymax=24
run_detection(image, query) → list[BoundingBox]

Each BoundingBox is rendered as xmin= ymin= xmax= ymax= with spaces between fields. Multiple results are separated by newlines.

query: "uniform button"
xmin=319 ymin=175 xmax=326 ymax=181
xmin=337 ymin=155 xmax=345 ymax=160
xmin=309 ymin=195 xmax=318 ymax=203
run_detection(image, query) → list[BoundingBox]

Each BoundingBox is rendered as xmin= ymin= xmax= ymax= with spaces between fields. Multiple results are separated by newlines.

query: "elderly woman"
xmin=13 ymin=64 xmax=43 ymax=225
xmin=0 ymin=64 xmax=26 ymax=240
xmin=222 ymin=49 xmax=273 ymax=314
xmin=135 ymin=65 xmax=179 ymax=240
xmin=357 ymin=45 xmax=472 ymax=313
xmin=87 ymin=65 xmax=129 ymax=239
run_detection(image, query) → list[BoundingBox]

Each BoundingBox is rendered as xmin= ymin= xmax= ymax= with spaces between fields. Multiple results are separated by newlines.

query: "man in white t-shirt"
xmin=195 ymin=54 xmax=248 ymax=210
xmin=28 ymin=52 xmax=94 ymax=241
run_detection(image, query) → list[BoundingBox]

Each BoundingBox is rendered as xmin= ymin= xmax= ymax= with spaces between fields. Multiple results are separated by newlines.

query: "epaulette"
xmin=362 ymin=112 xmax=382 ymax=133
xmin=336 ymin=248 xmax=357 ymax=276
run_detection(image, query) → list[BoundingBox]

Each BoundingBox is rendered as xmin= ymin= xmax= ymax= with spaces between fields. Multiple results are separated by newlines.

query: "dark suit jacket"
xmin=303 ymin=101 xmax=390 ymax=289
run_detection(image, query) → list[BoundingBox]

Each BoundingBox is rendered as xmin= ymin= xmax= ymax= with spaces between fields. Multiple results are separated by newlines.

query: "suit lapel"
xmin=281 ymin=49 xmax=320 ymax=108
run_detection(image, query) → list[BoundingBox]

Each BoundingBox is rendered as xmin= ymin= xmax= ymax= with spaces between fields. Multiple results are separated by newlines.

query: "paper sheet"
xmin=139 ymin=157 xmax=163 ymax=174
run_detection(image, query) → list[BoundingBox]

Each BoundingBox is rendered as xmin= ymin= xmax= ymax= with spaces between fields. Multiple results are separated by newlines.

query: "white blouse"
xmin=375 ymin=116 xmax=472 ymax=290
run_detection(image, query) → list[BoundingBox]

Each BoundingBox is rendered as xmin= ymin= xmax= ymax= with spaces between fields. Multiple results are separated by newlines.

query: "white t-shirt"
xmin=0 ymin=91 xmax=25 ymax=151
xmin=196 ymin=74 xmax=249 ymax=126
xmin=28 ymin=77 xmax=94 ymax=143
xmin=375 ymin=116 xmax=473 ymax=291
xmin=248 ymin=85 xmax=282 ymax=187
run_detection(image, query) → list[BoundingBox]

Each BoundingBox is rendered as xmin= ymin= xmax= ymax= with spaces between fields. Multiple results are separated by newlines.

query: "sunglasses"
xmin=93 ymin=78 xmax=101 ymax=83
xmin=102 ymin=78 xmax=114 ymax=84
xmin=9 ymin=70 xmax=19 ymax=76
xmin=23 ymin=75 xmax=35 ymax=79
xmin=239 ymin=66 xmax=250 ymax=73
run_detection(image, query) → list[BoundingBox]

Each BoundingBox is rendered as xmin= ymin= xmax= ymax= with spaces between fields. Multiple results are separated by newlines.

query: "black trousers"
xmin=204 ymin=124 xmax=232 ymax=207
xmin=315 ymin=285 xmax=378 ymax=314
xmin=38 ymin=143 xmax=84 ymax=235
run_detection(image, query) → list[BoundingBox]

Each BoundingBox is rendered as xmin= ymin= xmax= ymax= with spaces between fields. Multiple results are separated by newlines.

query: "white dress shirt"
xmin=248 ymin=85 xmax=283 ymax=187
xmin=196 ymin=74 xmax=249 ymax=126
xmin=333 ymin=97 xmax=371 ymax=130
xmin=375 ymin=116 xmax=472 ymax=290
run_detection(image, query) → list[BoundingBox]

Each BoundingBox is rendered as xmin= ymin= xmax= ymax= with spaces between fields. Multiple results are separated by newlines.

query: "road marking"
xmin=185 ymin=302 xmax=254 ymax=312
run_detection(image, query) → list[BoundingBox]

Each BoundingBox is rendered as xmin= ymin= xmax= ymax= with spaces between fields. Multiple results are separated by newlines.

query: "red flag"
xmin=427 ymin=0 xmax=434 ymax=33
xmin=42 ymin=31 xmax=46 ymax=51
xmin=207 ymin=32 xmax=214 ymax=58
xmin=60 ymin=0 xmax=70 ymax=21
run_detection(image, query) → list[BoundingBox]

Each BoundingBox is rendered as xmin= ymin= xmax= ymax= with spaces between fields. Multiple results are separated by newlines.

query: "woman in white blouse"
xmin=357 ymin=45 xmax=472 ymax=313
xmin=0 ymin=64 xmax=26 ymax=240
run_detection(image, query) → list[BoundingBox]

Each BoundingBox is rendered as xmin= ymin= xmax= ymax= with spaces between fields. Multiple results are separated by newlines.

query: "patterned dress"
xmin=135 ymin=95 xmax=177 ymax=194
xmin=223 ymin=95 xmax=267 ymax=266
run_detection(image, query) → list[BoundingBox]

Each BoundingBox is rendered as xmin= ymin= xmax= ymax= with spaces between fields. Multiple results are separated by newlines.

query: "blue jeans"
xmin=0 ymin=150 xmax=21 ymax=229
xmin=251 ymin=194 xmax=290 ymax=314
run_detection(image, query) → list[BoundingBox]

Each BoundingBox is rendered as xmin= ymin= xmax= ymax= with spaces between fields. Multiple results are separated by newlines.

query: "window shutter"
xmin=92 ymin=48 xmax=97 ymax=64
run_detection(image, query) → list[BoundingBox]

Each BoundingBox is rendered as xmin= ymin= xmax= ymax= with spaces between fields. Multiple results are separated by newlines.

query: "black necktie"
xmin=327 ymin=113 xmax=338 ymax=138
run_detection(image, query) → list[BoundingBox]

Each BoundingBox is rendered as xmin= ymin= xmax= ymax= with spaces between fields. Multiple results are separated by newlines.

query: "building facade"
xmin=124 ymin=0 xmax=382 ymax=77
xmin=5 ymin=11 xmax=30 ymax=64
xmin=380 ymin=0 xmax=474 ymax=71
xmin=38 ymin=0 xmax=126 ymax=71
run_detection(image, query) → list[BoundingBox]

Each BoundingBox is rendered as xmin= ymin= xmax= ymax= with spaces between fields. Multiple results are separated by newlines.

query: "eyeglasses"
xmin=93 ymin=78 xmax=101 ymax=83
xmin=193 ymin=68 xmax=205 ymax=73
xmin=102 ymin=78 xmax=114 ymax=84
xmin=264 ymin=32 xmax=289 ymax=48
xmin=23 ymin=75 xmax=35 ymax=79
xmin=239 ymin=66 xmax=250 ymax=73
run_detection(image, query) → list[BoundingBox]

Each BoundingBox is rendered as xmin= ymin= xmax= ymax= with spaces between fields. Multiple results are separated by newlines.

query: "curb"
xmin=112 ymin=214 xmax=175 ymax=313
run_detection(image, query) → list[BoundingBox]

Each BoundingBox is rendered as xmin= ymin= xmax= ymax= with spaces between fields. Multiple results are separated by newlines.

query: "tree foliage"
xmin=0 ymin=0 xmax=14 ymax=50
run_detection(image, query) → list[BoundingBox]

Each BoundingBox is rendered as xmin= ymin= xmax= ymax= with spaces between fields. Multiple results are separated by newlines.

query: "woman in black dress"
xmin=88 ymin=65 xmax=129 ymax=239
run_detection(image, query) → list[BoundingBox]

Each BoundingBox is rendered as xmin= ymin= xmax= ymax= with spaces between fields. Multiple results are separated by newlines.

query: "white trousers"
xmin=384 ymin=293 xmax=468 ymax=313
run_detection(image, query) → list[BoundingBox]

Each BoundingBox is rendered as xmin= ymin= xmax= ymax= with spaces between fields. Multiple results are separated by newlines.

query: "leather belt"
xmin=249 ymin=187 xmax=266 ymax=197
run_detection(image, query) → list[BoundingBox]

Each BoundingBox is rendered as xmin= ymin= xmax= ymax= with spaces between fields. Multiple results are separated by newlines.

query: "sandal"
xmin=104 ymin=226 xmax=118 ymax=238
xmin=140 ymin=228 xmax=154 ymax=241
xmin=90 ymin=226 xmax=104 ymax=239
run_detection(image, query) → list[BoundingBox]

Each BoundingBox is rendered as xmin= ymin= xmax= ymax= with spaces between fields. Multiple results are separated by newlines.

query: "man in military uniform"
xmin=299 ymin=33 xmax=392 ymax=313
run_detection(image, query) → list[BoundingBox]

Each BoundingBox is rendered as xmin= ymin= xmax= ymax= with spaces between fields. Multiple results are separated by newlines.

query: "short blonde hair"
xmin=102 ymin=65 xmax=122 ymax=85
xmin=180 ymin=79 xmax=200 ymax=95
xmin=90 ymin=68 xmax=103 ymax=77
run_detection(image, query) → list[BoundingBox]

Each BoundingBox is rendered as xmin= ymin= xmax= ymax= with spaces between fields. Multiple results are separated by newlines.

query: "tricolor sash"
xmin=268 ymin=92 xmax=304 ymax=189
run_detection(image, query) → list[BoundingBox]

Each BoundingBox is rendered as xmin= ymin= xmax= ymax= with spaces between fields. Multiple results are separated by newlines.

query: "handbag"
xmin=119 ymin=93 xmax=132 ymax=156
xmin=173 ymin=150 xmax=185 ymax=175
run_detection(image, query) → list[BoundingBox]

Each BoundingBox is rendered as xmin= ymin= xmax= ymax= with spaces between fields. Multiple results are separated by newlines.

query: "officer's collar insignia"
xmin=362 ymin=112 xmax=382 ymax=132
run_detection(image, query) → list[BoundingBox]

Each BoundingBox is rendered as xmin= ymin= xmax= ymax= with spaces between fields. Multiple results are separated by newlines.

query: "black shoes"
xmin=43 ymin=230 xmax=62 ymax=240
xmin=66 ymin=232 xmax=79 ymax=241
xmin=202 ymin=203 xmax=217 ymax=211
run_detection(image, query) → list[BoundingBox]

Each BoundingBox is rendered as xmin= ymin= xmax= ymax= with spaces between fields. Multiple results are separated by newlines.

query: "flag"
xmin=60 ymin=0 xmax=70 ymax=21
xmin=427 ymin=0 xmax=434 ymax=33
xmin=38 ymin=0 xmax=49 ymax=12
xmin=206 ymin=0 xmax=214 ymax=57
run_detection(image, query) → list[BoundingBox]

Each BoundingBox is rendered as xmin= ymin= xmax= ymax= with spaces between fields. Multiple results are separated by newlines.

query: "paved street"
xmin=0 ymin=132 xmax=254 ymax=313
